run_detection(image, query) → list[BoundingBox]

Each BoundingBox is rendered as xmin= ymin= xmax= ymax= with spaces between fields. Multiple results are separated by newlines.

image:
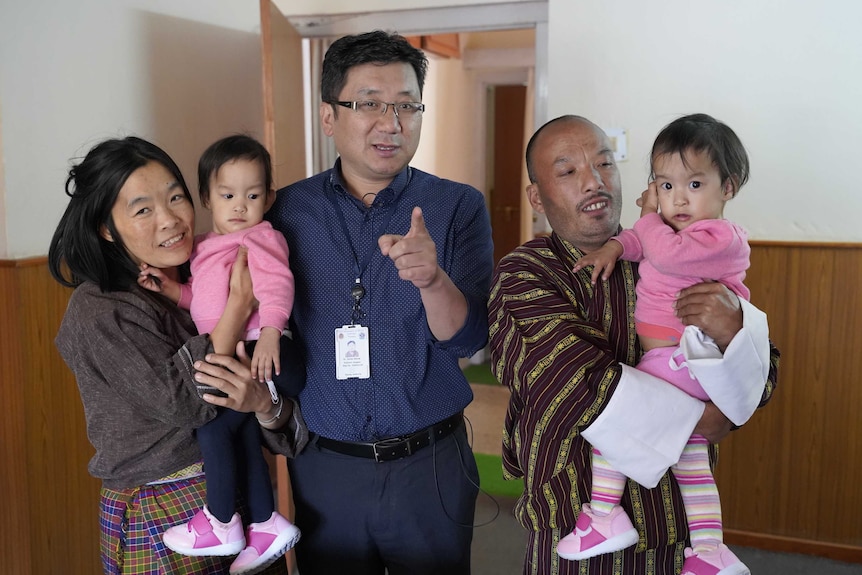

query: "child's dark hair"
xmin=321 ymin=30 xmax=428 ymax=105
xmin=48 ymin=137 xmax=193 ymax=291
xmin=651 ymin=113 xmax=750 ymax=197
xmin=198 ymin=135 xmax=273 ymax=207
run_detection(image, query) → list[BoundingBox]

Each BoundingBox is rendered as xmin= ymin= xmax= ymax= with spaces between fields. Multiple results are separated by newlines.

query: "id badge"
xmin=335 ymin=324 xmax=370 ymax=380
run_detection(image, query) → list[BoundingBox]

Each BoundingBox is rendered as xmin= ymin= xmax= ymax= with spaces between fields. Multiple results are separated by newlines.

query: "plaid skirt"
xmin=99 ymin=467 xmax=288 ymax=575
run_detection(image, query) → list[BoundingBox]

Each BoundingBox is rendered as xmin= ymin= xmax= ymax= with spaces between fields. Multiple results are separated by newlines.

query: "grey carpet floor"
xmin=471 ymin=495 xmax=862 ymax=575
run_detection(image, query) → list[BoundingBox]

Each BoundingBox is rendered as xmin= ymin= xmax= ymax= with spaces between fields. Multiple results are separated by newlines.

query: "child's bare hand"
xmin=571 ymin=240 xmax=624 ymax=284
xmin=138 ymin=263 xmax=181 ymax=303
xmin=251 ymin=327 xmax=282 ymax=382
xmin=636 ymin=182 xmax=660 ymax=216
xmin=138 ymin=263 xmax=167 ymax=292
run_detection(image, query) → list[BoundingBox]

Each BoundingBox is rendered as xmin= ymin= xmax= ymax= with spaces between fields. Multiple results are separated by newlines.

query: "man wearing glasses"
xmin=268 ymin=31 xmax=494 ymax=574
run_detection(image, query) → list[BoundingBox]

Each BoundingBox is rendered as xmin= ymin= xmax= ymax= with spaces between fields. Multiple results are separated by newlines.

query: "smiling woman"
xmin=102 ymin=161 xmax=196 ymax=273
xmin=47 ymin=136 xmax=306 ymax=575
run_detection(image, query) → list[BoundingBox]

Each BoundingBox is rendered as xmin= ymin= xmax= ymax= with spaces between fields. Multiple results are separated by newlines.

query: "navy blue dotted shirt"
xmin=267 ymin=160 xmax=494 ymax=441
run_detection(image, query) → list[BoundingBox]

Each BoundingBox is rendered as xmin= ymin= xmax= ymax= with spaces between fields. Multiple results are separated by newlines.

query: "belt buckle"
xmin=372 ymin=436 xmax=409 ymax=463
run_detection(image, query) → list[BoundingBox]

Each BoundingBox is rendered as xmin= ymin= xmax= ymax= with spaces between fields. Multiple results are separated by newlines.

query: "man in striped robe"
xmin=488 ymin=115 xmax=779 ymax=575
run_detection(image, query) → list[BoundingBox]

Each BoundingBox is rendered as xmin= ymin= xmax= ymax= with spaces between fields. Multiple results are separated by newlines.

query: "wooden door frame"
xmin=281 ymin=2 xmax=547 ymax=129
xmin=271 ymin=2 xmax=549 ymax=241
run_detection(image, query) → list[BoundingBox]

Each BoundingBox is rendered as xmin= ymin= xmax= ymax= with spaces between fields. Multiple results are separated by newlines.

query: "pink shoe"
xmin=163 ymin=507 xmax=245 ymax=556
xmin=229 ymin=512 xmax=301 ymax=575
xmin=681 ymin=544 xmax=750 ymax=575
xmin=557 ymin=503 xmax=639 ymax=560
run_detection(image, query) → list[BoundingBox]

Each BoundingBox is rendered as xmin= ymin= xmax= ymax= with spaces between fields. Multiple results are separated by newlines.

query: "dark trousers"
xmin=288 ymin=423 xmax=479 ymax=575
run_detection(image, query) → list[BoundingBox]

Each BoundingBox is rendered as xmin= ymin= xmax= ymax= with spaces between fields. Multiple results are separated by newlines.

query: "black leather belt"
xmin=314 ymin=412 xmax=464 ymax=462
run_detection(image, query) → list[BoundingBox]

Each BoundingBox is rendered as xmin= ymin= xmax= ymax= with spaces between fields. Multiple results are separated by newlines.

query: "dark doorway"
xmin=490 ymin=84 xmax=527 ymax=263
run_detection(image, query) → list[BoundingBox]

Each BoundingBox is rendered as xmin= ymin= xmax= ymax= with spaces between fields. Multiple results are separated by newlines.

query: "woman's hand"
xmin=209 ymin=247 xmax=257 ymax=355
xmin=227 ymin=246 xmax=255 ymax=311
xmin=193 ymin=341 xmax=291 ymax=428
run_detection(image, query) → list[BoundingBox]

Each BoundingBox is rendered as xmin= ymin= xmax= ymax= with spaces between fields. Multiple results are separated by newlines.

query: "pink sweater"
xmin=614 ymin=213 xmax=750 ymax=340
xmin=178 ymin=221 xmax=294 ymax=340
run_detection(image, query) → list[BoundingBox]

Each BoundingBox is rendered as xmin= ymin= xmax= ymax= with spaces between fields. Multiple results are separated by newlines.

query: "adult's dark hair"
xmin=525 ymin=115 xmax=597 ymax=183
xmin=48 ymin=137 xmax=192 ymax=291
xmin=651 ymin=113 xmax=750 ymax=196
xmin=321 ymin=30 xmax=429 ymax=106
xmin=197 ymin=134 xmax=273 ymax=208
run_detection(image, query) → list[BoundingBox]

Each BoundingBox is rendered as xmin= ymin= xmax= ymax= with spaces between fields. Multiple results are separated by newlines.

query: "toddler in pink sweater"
xmin=560 ymin=114 xmax=757 ymax=575
xmin=139 ymin=135 xmax=301 ymax=574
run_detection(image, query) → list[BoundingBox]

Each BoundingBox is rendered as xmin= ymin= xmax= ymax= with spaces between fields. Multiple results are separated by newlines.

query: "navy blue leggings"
xmin=196 ymin=408 xmax=272 ymax=524
xmin=197 ymin=335 xmax=305 ymax=523
xmin=197 ymin=331 xmax=306 ymax=524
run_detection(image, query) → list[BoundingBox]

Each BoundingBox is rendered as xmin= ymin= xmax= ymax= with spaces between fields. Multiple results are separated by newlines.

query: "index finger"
xmin=408 ymin=206 xmax=427 ymax=235
xmin=405 ymin=206 xmax=428 ymax=238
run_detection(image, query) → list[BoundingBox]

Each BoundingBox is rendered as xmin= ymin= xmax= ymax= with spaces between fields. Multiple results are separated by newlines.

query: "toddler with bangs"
xmin=560 ymin=114 xmax=766 ymax=575
xmin=140 ymin=134 xmax=302 ymax=575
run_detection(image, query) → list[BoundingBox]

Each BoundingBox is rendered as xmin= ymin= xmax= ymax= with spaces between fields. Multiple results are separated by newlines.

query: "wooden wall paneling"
xmin=1 ymin=259 xmax=101 ymax=573
xmin=716 ymin=245 xmax=862 ymax=561
xmin=22 ymin=262 xmax=101 ymax=572
xmin=0 ymin=263 xmax=32 ymax=574
xmin=820 ymin=249 xmax=862 ymax=544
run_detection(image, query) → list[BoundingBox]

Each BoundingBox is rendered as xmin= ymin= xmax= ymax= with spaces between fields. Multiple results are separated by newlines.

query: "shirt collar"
xmin=328 ymin=158 xmax=412 ymax=206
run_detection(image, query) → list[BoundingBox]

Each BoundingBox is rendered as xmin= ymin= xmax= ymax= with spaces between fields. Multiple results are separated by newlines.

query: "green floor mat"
xmin=462 ymin=362 xmax=500 ymax=386
xmin=474 ymin=452 xmax=523 ymax=498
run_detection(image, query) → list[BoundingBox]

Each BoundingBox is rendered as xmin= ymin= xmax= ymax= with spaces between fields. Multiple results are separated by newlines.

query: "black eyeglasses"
xmin=329 ymin=100 xmax=425 ymax=119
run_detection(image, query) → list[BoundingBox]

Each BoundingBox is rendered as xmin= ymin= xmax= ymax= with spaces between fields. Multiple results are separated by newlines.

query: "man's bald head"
xmin=526 ymin=115 xmax=608 ymax=183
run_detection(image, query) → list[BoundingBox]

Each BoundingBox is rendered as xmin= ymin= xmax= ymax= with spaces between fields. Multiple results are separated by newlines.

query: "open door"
xmin=260 ymin=1 xmax=305 ymax=570
xmin=261 ymin=0 xmax=306 ymax=189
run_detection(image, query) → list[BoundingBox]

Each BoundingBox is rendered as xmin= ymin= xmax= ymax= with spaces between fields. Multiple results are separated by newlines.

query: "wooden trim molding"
xmin=0 ymin=256 xmax=49 ymax=268
xmin=749 ymin=239 xmax=862 ymax=249
xmin=421 ymin=33 xmax=460 ymax=58
xmin=725 ymin=530 xmax=862 ymax=564
xmin=406 ymin=34 xmax=461 ymax=59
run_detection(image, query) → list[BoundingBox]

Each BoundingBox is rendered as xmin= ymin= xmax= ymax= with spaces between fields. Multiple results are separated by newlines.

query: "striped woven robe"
xmin=488 ymin=233 xmax=779 ymax=575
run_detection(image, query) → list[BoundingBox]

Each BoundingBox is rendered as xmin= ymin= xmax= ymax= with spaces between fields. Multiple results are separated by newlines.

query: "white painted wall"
xmin=549 ymin=0 xmax=862 ymax=241
xmin=409 ymin=58 xmax=439 ymax=178
xmin=0 ymin=1 xmax=265 ymax=258
xmin=411 ymin=55 xmax=483 ymax=192
xmin=3 ymin=0 xmax=860 ymax=257
xmin=0 ymin=105 xmax=6 ymax=257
